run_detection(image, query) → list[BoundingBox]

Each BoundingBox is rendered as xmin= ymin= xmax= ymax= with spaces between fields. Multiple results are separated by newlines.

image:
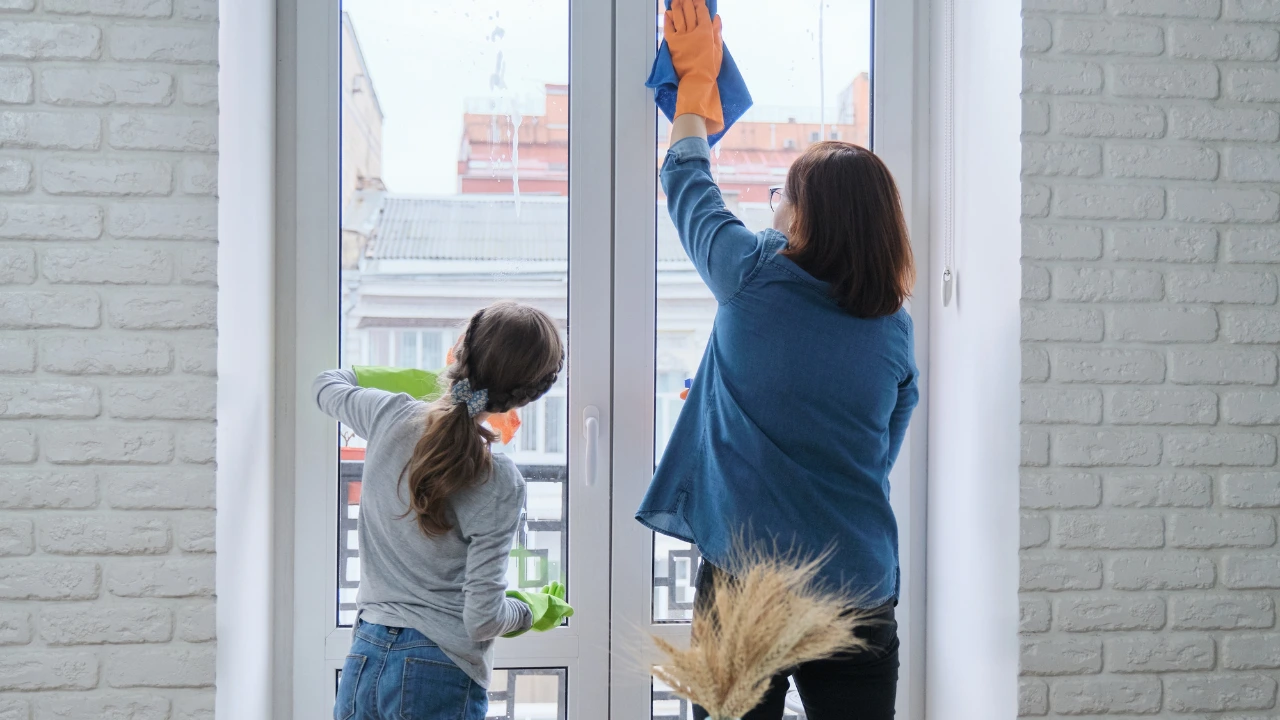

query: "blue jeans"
xmin=335 ymin=620 xmax=488 ymax=720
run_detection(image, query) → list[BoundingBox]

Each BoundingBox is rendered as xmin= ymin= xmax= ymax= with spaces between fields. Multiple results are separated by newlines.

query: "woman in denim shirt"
xmin=637 ymin=2 xmax=918 ymax=717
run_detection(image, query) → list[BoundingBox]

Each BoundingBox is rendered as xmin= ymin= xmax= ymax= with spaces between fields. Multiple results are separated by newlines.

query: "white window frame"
xmin=276 ymin=0 xmax=931 ymax=718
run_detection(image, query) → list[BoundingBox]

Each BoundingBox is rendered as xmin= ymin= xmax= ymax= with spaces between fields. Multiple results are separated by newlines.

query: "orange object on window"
xmin=665 ymin=0 xmax=725 ymax=133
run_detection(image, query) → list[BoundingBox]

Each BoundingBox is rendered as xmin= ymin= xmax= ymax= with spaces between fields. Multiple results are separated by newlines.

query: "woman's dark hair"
xmin=781 ymin=141 xmax=915 ymax=318
xmin=403 ymin=301 xmax=564 ymax=537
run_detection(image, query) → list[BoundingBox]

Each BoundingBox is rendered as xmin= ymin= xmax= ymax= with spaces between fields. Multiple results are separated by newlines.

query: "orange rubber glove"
xmin=664 ymin=0 xmax=724 ymax=134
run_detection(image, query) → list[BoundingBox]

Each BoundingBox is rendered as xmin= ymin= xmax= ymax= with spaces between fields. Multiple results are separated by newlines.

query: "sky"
xmin=343 ymin=0 xmax=873 ymax=194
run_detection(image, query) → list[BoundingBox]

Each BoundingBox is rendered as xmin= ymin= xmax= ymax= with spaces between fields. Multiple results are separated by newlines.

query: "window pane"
xmin=651 ymin=0 xmax=873 ymax=622
xmin=339 ymin=1 xmax=570 ymax=627
xmin=489 ymin=669 xmax=567 ymax=720
xmin=544 ymin=396 xmax=565 ymax=454
xmin=652 ymin=677 xmax=802 ymax=720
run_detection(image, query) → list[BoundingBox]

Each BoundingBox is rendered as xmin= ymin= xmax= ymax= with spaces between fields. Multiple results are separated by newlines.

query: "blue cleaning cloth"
xmin=645 ymin=0 xmax=752 ymax=146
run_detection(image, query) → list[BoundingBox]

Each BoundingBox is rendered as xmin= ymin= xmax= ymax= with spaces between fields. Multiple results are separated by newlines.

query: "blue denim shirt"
xmin=636 ymin=137 xmax=919 ymax=605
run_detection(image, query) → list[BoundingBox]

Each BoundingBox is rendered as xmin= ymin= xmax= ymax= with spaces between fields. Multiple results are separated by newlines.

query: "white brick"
xmin=0 ymin=470 xmax=96 ymax=508
xmin=1222 ymin=472 xmax=1280 ymax=507
xmin=1111 ymin=227 xmax=1217 ymax=262
xmin=1024 ymin=59 xmax=1103 ymax=94
xmin=1052 ymin=267 xmax=1163 ymax=301
xmin=1023 ymin=513 xmax=1051 ymax=548
xmin=1024 ymin=225 xmax=1103 ymax=260
xmin=176 ymin=334 xmax=214 ymax=376
xmin=109 ymin=113 xmax=215 ymax=152
xmin=1024 ymin=429 xmax=1050 ymax=467
xmin=1023 ymin=183 xmax=1050 ymax=218
xmin=0 ymin=381 xmax=97 ymax=418
xmin=1021 ymin=598 xmax=1052 ymax=633
xmin=1028 ymin=0 xmax=1104 ymax=10
xmin=0 ymin=66 xmax=31 ymax=104
xmin=1228 ymin=66 xmax=1280 ymax=103
xmin=108 ymin=202 xmax=215 ymax=240
xmin=1022 ymin=142 xmax=1101 ymax=177
xmin=1110 ymin=62 xmax=1220 ymax=99
xmin=40 ymin=604 xmax=171 ymax=644
xmin=106 ymin=647 xmax=213 ymax=688
xmin=41 ymin=336 xmax=170 ymax=375
xmin=41 ymin=68 xmax=173 ymax=106
xmin=1048 ymin=676 xmax=1163 ymax=713
xmin=175 ymin=423 xmax=211 ymax=463
xmin=1166 ymin=432 xmax=1276 ymax=466
xmin=0 ymin=110 xmax=98 ymax=149
xmin=1022 ymin=306 xmax=1104 ymax=341
xmin=1021 ymin=554 xmax=1104 ymax=590
xmin=1053 ymin=429 xmax=1161 ymax=466
xmin=1171 ymin=594 xmax=1275 ymax=629
xmin=1025 ymin=16 xmax=1052 ymax=53
xmin=1165 ymin=673 xmax=1277 ymax=712
xmin=1227 ymin=0 xmax=1280 ymax=20
xmin=1106 ymin=634 xmax=1215 ymax=673
xmin=172 ymin=695 xmax=211 ymax=720
xmin=1224 ymin=633 xmax=1280 ymax=669
xmin=176 ymin=244 xmax=213 ymax=286
xmin=1056 ymin=513 xmax=1164 ymax=548
xmin=0 ymin=291 xmax=98 ymax=329
xmin=1024 ymin=347 xmax=1050 ymax=383
xmin=1019 ymin=679 xmax=1048 ymax=716
xmin=1227 ymin=146 xmax=1280 ymax=183
xmin=1172 ymin=187 xmax=1280 ymax=224
xmin=1224 ymin=308 xmax=1280 ymax=343
xmin=1173 ymin=23 xmax=1280 ymax=59
xmin=1109 ymin=389 xmax=1218 ymax=425
xmin=1111 ymin=0 xmax=1222 ymax=16
xmin=1052 ymin=348 xmax=1165 ymax=383
xmin=1225 ymin=553 xmax=1280 ymax=588
xmin=0 ymin=21 xmax=100 ymax=60
xmin=42 ymin=246 xmax=171 ymax=284
xmin=0 ymin=651 xmax=97 ymax=690
xmin=1021 ymin=388 xmax=1102 ymax=424
xmin=0 ymin=336 xmax=33 ymax=372
xmin=104 ymin=468 xmax=213 ymax=509
xmin=1170 ymin=512 xmax=1276 ymax=548
xmin=1108 ymin=553 xmax=1216 ymax=589
xmin=176 ymin=511 xmax=212 ymax=552
xmin=178 ymin=0 xmax=214 ymax=21
xmin=0 ymin=560 xmax=98 ymax=599
xmin=0 ymin=0 xmax=32 ymax=9
xmin=177 ymin=601 xmax=213 ymax=641
xmin=1020 ymin=636 xmax=1102 ymax=675
xmin=0 ymin=157 xmax=31 ymax=193
xmin=42 ymin=158 xmax=171 ymax=196
xmin=179 ymin=70 xmax=215 ymax=106
xmin=44 ymin=425 xmax=172 ymax=465
xmin=1170 ymin=348 xmax=1277 ymax=385
xmin=44 ymin=0 xmax=172 ymax=17
xmin=1108 ymin=144 xmax=1218 ymax=180
xmin=0 ymin=427 xmax=35 ymax=462
xmin=1057 ymin=19 xmax=1164 ymax=54
xmin=0 ymin=203 xmax=102 ymax=240
xmin=1056 ymin=595 xmax=1166 ymax=631
xmin=1052 ymin=184 xmax=1165 ymax=219
xmin=1055 ymin=101 xmax=1166 ymax=138
xmin=1172 ymin=106 xmax=1280 ymax=141
xmin=109 ymin=25 xmax=214 ymax=64
xmin=107 ymin=291 xmax=214 ymax=329
xmin=39 ymin=515 xmax=169 ymax=555
xmin=1105 ymin=472 xmax=1213 ymax=507
xmin=107 ymin=558 xmax=212 ymax=597
xmin=107 ymin=380 xmax=213 ymax=420
xmin=0 ymin=247 xmax=34 ymax=283
xmin=0 ymin=608 xmax=29 ymax=645
xmin=1108 ymin=306 xmax=1218 ymax=343
xmin=0 ymin=517 xmax=30 ymax=555
xmin=179 ymin=156 xmax=214 ymax=195
xmin=1022 ymin=472 xmax=1102 ymax=509
xmin=1024 ymin=100 xmax=1050 ymax=135
xmin=36 ymin=694 xmax=170 ymax=720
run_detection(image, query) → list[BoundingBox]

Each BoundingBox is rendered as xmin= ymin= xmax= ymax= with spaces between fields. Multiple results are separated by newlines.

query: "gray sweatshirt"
xmin=313 ymin=369 xmax=532 ymax=687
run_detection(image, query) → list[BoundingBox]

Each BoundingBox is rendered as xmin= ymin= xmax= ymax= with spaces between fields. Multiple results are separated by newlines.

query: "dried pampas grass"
xmin=651 ymin=548 xmax=876 ymax=720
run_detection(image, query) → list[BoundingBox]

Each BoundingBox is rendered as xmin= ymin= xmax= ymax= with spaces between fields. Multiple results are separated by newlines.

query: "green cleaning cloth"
xmin=353 ymin=366 xmax=441 ymax=400
xmin=503 ymin=581 xmax=574 ymax=638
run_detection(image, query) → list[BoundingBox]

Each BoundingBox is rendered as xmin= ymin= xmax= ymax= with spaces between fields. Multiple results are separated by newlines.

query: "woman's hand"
xmin=665 ymin=0 xmax=724 ymax=134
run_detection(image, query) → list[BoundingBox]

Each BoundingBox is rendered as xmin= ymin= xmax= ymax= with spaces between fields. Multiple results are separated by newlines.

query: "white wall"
xmin=926 ymin=0 xmax=1024 ymax=718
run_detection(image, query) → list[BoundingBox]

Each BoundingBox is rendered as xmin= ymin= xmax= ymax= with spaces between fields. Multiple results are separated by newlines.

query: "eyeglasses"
xmin=769 ymin=185 xmax=786 ymax=211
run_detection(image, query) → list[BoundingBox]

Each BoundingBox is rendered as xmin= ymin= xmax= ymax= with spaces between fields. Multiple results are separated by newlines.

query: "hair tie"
xmin=450 ymin=378 xmax=488 ymax=417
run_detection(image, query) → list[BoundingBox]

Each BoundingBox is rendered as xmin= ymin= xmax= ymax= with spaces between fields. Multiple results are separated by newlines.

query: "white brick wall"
xmin=0 ymin=1 xmax=215 ymax=716
xmin=1023 ymin=0 xmax=1280 ymax=715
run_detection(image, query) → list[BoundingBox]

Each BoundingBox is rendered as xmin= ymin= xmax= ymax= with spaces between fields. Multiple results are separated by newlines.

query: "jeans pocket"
xmin=399 ymin=656 xmax=483 ymax=720
xmin=335 ymin=654 xmax=367 ymax=720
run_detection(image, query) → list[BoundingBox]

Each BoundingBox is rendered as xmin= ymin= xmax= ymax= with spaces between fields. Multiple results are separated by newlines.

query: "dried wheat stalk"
xmin=652 ymin=548 xmax=876 ymax=720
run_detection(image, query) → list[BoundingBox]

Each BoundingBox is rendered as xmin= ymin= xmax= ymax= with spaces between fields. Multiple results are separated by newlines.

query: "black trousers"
xmin=690 ymin=563 xmax=899 ymax=720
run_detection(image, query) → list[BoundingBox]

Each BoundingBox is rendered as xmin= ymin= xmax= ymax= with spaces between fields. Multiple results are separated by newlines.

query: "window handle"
xmin=583 ymin=406 xmax=600 ymax=487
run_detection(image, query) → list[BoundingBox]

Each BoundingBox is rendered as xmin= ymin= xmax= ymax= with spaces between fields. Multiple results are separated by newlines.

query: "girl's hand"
xmin=665 ymin=0 xmax=724 ymax=133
